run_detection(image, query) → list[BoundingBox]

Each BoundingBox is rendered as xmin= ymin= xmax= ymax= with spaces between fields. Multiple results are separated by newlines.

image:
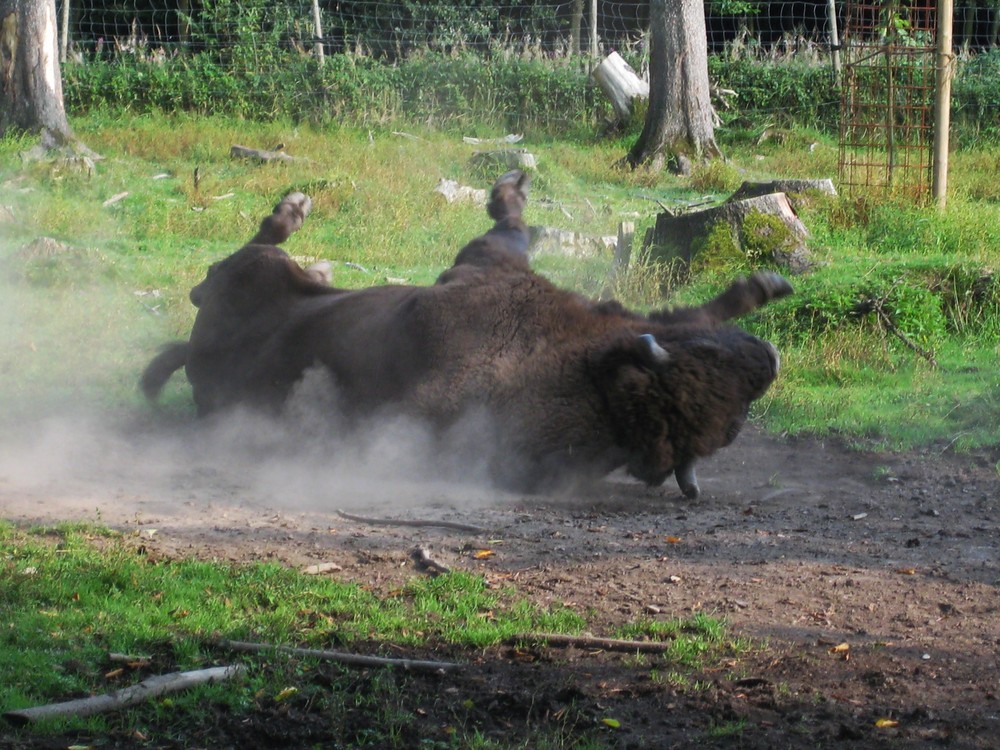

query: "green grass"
xmin=0 ymin=522 xmax=739 ymax=746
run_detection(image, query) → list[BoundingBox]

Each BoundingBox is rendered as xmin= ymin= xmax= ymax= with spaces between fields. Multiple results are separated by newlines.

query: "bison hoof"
xmin=282 ymin=191 xmax=313 ymax=220
xmin=751 ymin=271 xmax=793 ymax=302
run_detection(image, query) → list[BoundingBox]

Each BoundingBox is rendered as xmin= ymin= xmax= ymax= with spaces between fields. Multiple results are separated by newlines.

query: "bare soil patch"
xmin=2 ymin=421 xmax=998 ymax=748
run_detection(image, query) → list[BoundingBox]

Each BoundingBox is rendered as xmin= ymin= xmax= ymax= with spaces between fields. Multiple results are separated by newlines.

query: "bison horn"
xmin=675 ymin=460 xmax=700 ymax=500
xmin=638 ymin=334 xmax=670 ymax=365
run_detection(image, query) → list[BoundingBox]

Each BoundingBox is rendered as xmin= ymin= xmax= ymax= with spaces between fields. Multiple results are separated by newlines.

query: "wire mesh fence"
xmin=55 ymin=1 xmax=999 ymax=148
xmin=839 ymin=0 xmax=939 ymax=200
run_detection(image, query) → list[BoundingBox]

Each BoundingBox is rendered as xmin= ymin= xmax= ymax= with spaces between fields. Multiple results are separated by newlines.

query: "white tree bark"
xmin=592 ymin=52 xmax=649 ymax=121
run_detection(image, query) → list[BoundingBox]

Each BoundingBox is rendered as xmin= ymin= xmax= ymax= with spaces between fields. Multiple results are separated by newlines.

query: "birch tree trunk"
xmin=0 ymin=0 xmax=76 ymax=146
xmin=625 ymin=0 xmax=721 ymax=172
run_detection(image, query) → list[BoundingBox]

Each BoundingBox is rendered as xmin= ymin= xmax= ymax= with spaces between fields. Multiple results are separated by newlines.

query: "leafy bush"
xmin=708 ymin=58 xmax=839 ymax=130
xmin=952 ymin=50 xmax=1000 ymax=144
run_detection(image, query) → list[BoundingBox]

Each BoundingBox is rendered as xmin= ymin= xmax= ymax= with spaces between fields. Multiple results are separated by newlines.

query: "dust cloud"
xmin=0 ymin=264 xmax=511 ymax=532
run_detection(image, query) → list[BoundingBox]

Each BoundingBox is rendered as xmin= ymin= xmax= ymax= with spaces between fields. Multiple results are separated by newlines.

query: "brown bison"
xmin=142 ymin=173 xmax=791 ymax=497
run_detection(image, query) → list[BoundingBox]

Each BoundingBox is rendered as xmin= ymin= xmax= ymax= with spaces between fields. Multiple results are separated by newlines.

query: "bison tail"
xmin=140 ymin=342 xmax=189 ymax=402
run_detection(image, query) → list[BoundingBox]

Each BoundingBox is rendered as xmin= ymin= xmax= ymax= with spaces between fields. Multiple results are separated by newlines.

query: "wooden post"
xmin=570 ymin=0 xmax=583 ymax=54
xmin=59 ymin=0 xmax=69 ymax=62
xmin=589 ymin=0 xmax=598 ymax=57
xmin=602 ymin=221 xmax=635 ymax=298
xmin=178 ymin=0 xmax=190 ymax=50
xmin=932 ymin=0 xmax=954 ymax=208
xmin=827 ymin=0 xmax=841 ymax=79
xmin=311 ymin=0 xmax=324 ymax=65
xmin=614 ymin=221 xmax=634 ymax=272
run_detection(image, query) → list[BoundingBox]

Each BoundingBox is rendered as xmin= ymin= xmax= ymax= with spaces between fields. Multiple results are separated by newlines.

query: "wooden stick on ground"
xmin=335 ymin=509 xmax=487 ymax=534
xmin=509 ymin=633 xmax=677 ymax=654
xmin=216 ymin=639 xmax=461 ymax=673
xmin=2 ymin=665 xmax=244 ymax=726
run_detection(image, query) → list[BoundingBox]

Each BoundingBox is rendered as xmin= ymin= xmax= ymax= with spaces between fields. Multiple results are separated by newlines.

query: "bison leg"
xmin=140 ymin=341 xmax=189 ymax=402
xmin=701 ymin=271 xmax=792 ymax=323
xmin=675 ymin=460 xmax=700 ymax=500
xmin=655 ymin=271 xmax=792 ymax=327
xmin=248 ymin=192 xmax=312 ymax=246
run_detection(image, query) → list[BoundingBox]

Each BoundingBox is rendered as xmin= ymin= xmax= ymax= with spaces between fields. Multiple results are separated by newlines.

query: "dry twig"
xmin=216 ymin=639 xmax=460 ymax=673
xmin=509 ymin=633 xmax=677 ymax=653
xmin=335 ymin=510 xmax=487 ymax=534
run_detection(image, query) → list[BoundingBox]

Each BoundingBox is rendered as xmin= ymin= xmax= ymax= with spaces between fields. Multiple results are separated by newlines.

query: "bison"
xmin=142 ymin=173 xmax=792 ymax=497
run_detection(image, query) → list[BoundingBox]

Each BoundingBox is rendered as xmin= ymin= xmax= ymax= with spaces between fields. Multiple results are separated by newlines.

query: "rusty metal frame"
xmin=839 ymin=1 xmax=938 ymax=201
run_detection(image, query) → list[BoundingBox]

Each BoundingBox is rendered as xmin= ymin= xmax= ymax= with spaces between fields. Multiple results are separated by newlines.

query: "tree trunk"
xmin=0 ymin=0 xmax=76 ymax=146
xmin=625 ymin=0 xmax=721 ymax=172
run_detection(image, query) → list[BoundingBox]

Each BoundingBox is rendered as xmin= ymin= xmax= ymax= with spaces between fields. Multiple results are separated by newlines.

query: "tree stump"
xmin=469 ymin=149 xmax=537 ymax=174
xmin=592 ymin=51 xmax=649 ymax=121
xmin=645 ymin=192 xmax=812 ymax=273
xmin=728 ymin=179 xmax=836 ymax=207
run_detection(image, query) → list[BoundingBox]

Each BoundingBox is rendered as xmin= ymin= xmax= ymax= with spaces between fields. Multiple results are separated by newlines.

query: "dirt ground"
xmin=1 ymin=417 xmax=998 ymax=748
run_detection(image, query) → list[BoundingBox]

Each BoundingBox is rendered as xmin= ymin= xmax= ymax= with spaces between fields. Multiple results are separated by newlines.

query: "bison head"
xmin=596 ymin=327 xmax=781 ymax=495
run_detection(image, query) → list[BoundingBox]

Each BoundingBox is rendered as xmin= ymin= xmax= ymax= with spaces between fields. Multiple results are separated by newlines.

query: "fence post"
xmin=570 ymin=0 xmax=583 ymax=54
xmin=827 ymin=0 xmax=841 ymax=80
xmin=311 ymin=0 xmax=325 ymax=65
xmin=59 ymin=0 xmax=69 ymax=62
xmin=932 ymin=0 xmax=954 ymax=208
xmin=589 ymin=0 xmax=598 ymax=57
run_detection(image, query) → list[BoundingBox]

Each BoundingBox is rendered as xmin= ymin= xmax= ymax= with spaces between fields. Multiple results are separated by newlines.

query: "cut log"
xmin=728 ymin=179 xmax=837 ymax=204
xmin=592 ymin=51 xmax=649 ymax=121
xmin=645 ymin=192 xmax=812 ymax=273
xmin=529 ymin=226 xmax=616 ymax=259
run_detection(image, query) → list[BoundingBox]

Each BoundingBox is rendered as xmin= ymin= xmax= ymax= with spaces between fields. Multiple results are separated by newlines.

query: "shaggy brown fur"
xmin=141 ymin=177 xmax=792 ymax=496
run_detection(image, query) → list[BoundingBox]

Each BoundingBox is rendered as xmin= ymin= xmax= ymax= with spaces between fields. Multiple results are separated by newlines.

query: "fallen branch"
xmin=2 ymin=665 xmax=244 ymax=726
xmin=107 ymin=652 xmax=152 ymax=665
xmin=335 ymin=510 xmax=487 ymax=534
xmin=216 ymin=639 xmax=460 ymax=673
xmin=855 ymin=293 xmax=938 ymax=367
xmin=509 ymin=633 xmax=677 ymax=654
xmin=871 ymin=299 xmax=938 ymax=367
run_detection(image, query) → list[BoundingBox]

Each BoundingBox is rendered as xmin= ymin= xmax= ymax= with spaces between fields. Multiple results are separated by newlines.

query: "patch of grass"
xmin=613 ymin=612 xmax=746 ymax=669
xmin=705 ymin=719 xmax=748 ymax=738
